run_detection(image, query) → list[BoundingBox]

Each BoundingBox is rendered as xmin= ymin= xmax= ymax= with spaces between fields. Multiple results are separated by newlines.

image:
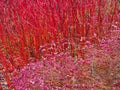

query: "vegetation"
xmin=0 ymin=0 xmax=120 ymax=90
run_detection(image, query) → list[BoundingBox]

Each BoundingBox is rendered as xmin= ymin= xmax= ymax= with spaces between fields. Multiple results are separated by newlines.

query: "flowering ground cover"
xmin=10 ymin=28 xmax=120 ymax=90
xmin=0 ymin=0 xmax=120 ymax=90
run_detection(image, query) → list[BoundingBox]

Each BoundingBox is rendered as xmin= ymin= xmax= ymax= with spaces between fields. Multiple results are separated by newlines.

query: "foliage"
xmin=0 ymin=0 xmax=120 ymax=89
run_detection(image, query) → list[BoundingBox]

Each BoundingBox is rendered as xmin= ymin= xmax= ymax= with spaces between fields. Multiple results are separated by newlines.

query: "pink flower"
xmin=85 ymin=41 xmax=91 ymax=45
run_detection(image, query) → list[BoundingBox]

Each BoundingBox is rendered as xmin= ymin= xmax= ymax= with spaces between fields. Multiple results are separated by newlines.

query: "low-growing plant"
xmin=10 ymin=28 xmax=120 ymax=90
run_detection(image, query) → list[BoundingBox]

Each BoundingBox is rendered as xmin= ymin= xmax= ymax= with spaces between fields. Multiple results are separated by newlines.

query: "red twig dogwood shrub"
xmin=0 ymin=0 xmax=119 ymax=65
